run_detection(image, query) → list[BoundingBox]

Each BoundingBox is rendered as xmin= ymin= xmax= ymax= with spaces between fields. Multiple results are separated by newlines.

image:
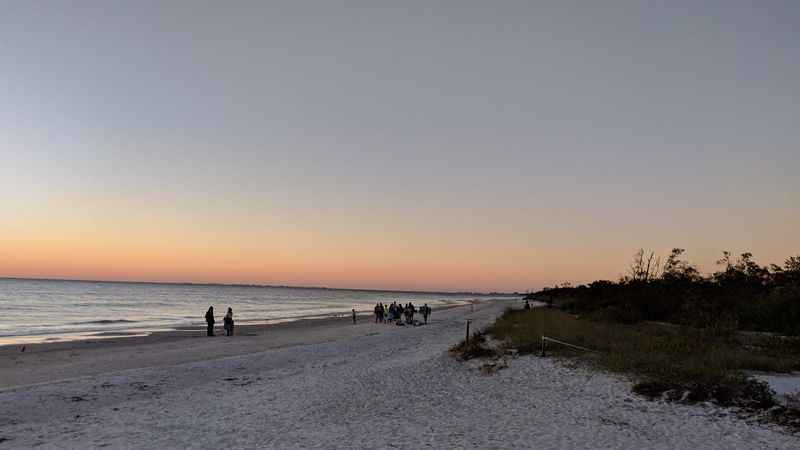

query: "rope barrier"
xmin=540 ymin=335 xmax=597 ymax=356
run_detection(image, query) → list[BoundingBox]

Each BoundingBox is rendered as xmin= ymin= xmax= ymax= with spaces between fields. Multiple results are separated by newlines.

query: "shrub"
xmin=449 ymin=332 xmax=496 ymax=360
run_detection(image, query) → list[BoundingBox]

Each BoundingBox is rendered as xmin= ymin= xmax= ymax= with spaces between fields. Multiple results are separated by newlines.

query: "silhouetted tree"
xmin=662 ymin=248 xmax=701 ymax=282
xmin=628 ymin=249 xmax=660 ymax=282
xmin=529 ymin=248 xmax=800 ymax=335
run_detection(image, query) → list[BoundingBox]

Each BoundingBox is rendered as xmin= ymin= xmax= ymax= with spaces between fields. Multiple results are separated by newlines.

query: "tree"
xmin=714 ymin=252 xmax=769 ymax=289
xmin=777 ymin=256 xmax=800 ymax=286
xmin=662 ymin=248 xmax=700 ymax=282
xmin=785 ymin=256 xmax=800 ymax=276
xmin=628 ymin=249 xmax=660 ymax=282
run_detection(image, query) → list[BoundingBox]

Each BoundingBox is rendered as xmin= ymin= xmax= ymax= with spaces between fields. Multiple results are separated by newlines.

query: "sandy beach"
xmin=1 ymin=300 xmax=798 ymax=449
xmin=0 ymin=304 xmax=467 ymax=389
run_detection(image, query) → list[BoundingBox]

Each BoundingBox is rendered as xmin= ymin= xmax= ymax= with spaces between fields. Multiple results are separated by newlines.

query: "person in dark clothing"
xmin=352 ymin=308 xmax=357 ymax=324
xmin=223 ymin=307 xmax=234 ymax=336
xmin=205 ymin=306 xmax=215 ymax=336
xmin=422 ymin=303 xmax=430 ymax=324
xmin=524 ymin=299 xmax=531 ymax=310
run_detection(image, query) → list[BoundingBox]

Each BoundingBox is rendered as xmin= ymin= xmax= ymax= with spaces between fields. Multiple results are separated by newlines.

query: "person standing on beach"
xmin=352 ymin=308 xmax=357 ymax=324
xmin=422 ymin=304 xmax=430 ymax=324
xmin=205 ymin=306 xmax=215 ymax=336
xmin=223 ymin=307 xmax=234 ymax=336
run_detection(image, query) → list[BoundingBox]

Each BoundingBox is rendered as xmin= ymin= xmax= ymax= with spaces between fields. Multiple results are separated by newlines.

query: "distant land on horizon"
xmin=0 ymin=276 xmax=522 ymax=297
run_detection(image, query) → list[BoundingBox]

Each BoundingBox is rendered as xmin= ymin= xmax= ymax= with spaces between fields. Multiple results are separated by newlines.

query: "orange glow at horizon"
xmin=3 ymin=209 xmax=798 ymax=293
xmin=1 ymin=205 xmax=623 ymax=292
xmin=2 ymin=167 xmax=798 ymax=293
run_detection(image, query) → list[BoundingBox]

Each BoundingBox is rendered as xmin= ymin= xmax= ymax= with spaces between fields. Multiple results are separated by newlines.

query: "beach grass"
xmin=482 ymin=307 xmax=800 ymax=411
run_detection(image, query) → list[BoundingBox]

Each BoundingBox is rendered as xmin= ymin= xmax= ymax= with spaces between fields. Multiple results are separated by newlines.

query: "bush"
xmin=449 ymin=332 xmax=496 ymax=360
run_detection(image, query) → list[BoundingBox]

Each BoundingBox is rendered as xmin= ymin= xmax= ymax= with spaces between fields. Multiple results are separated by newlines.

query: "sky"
xmin=1 ymin=1 xmax=798 ymax=292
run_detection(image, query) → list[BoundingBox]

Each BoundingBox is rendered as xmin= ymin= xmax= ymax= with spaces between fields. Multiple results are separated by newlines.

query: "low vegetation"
xmin=494 ymin=308 xmax=798 ymax=397
xmin=531 ymin=249 xmax=800 ymax=336
xmin=449 ymin=331 xmax=495 ymax=361
xmin=462 ymin=307 xmax=800 ymax=429
xmin=451 ymin=249 xmax=800 ymax=430
xmin=451 ymin=248 xmax=800 ymax=429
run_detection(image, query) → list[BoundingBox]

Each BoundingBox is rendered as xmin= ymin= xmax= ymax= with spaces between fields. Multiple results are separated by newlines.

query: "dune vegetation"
xmin=453 ymin=249 xmax=800 ymax=429
xmin=536 ymin=249 xmax=800 ymax=336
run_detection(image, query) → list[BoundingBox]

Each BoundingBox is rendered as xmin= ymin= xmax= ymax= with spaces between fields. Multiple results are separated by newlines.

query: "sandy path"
xmin=1 ymin=301 xmax=797 ymax=449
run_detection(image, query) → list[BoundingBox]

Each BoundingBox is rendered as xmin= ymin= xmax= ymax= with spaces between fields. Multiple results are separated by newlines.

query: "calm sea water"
xmin=0 ymin=278 xmax=504 ymax=344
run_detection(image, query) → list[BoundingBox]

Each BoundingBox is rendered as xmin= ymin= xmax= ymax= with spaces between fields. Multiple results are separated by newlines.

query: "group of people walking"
xmin=205 ymin=301 xmax=434 ymax=336
xmin=204 ymin=306 xmax=235 ymax=336
xmin=373 ymin=302 xmax=431 ymax=325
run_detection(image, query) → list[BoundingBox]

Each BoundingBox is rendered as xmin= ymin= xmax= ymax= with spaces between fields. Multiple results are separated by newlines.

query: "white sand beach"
xmin=1 ymin=301 xmax=797 ymax=449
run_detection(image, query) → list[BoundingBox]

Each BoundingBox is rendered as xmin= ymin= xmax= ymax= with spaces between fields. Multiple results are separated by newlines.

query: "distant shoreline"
xmin=0 ymin=276 xmax=520 ymax=297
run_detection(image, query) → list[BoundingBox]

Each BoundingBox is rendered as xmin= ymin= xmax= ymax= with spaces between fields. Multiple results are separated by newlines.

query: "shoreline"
xmin=0 ymin=276 xmax=519 ymax=297
xmin=0 ymin=302 xmax=475 ymax=389
xmin=0 ymin=300 xmax=480 ymax=347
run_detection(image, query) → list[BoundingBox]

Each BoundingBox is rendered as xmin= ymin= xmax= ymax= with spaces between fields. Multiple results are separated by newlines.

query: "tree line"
xmin=528 ymin=249 xmax=800 ymax=335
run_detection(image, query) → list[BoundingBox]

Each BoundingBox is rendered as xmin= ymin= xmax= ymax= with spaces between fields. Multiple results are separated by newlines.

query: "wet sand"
xmin=0 ymin=304 xmax=466 ymax=389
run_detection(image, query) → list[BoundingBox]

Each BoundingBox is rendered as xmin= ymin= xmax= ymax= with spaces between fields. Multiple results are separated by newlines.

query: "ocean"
xmin=0 ymin=278 xmax=506 ymax=344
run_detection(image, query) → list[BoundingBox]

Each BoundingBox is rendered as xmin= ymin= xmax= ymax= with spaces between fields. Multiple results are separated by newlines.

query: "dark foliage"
xmin=532 ymin=249 xmax=800 ymax=335
xmin=632 ymin=378 xmax=776 ymax=409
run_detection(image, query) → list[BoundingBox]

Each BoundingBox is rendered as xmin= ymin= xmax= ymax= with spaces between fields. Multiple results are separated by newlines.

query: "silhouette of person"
xmin=352 ymin=308 xmax=357 ymax=324
xmin=205 ymin=306 xmax=215 ymax=336
xmin=224 ymin=307 xmax=234 ymax=336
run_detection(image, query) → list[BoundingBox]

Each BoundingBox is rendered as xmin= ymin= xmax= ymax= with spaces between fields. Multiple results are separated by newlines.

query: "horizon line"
xmin=0 ymin=276 xmax=521 ymax=297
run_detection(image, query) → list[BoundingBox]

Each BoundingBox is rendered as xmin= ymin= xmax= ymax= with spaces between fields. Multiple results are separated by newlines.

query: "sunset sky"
xmin=1 ymin=1 xmax=798 ymax=292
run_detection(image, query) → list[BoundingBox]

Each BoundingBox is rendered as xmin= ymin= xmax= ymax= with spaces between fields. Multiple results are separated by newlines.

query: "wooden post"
xmin=540 ymin=335 xmax=546 ymax=357
xmin=465 ymin=320 xmax=472 ymax=346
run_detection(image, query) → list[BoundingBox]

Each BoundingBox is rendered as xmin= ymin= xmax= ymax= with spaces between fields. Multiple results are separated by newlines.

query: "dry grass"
xmin=486 ymin=308 xmax=800 ymax=411
xmin=448 ymin=332 xmax=497 ymax=361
